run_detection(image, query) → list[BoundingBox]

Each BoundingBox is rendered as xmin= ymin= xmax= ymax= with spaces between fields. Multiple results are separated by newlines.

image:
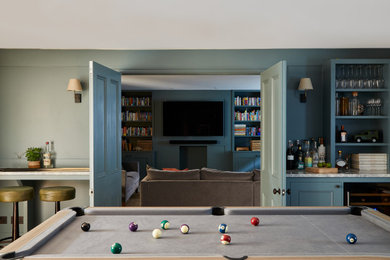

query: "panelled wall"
xmin=1 ymin=49 xmax=390 ymax=168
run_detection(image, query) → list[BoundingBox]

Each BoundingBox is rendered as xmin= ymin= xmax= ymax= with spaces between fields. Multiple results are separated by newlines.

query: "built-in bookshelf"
xmin=121 ymin=91 xmax=153 ymax=152
xmin=232 ymin=91 xmax=261 ymax=152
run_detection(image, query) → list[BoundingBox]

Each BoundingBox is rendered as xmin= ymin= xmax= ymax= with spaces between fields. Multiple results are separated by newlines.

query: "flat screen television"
xmin=163 ymin=101 xmax=223 ymax=136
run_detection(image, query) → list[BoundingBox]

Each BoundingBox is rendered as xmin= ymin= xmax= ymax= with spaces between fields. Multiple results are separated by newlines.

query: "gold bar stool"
xmin=39 ymin=186 xmax=75 ymax=214
xmin=0 ymin=186 xmax=34 ymax=241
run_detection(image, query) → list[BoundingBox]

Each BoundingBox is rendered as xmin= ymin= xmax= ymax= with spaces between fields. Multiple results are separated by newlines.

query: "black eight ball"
xmin=81 ymin=222 xmax=90 ymax=232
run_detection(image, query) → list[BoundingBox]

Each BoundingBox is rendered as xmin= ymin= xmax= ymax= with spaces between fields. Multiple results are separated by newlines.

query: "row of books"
xmin=234 ymin=96 xmax=261 ymax=106
xmin=234 ymin=125 xmax=261 ymax=136
xmin=250 ymin=140 xmax=261 ymax=151
xmin=121 ymin=96 xmax=151 ymax=107
xmin=121 ymin=111 xmax=152 ymax=122
xmin=235 ymin=110 xmax=261 ymax=121
xmin=122 ymin=126 xmax=153 ymax=137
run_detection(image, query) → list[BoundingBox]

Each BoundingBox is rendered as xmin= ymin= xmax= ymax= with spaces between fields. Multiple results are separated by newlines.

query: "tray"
xmin=305 ymin=167 xmax=338 ymax=173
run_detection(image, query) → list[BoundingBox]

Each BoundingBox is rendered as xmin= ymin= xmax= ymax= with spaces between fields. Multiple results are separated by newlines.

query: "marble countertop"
xmin=0 ymin=168 xmax=90 ymax=180
xmin=287 ymin=169 xmax=390 ymax=178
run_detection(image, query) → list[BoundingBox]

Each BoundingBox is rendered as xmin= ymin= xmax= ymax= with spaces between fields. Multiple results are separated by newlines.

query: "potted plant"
xmin=25 ymin=147 xmax=42 ymax=168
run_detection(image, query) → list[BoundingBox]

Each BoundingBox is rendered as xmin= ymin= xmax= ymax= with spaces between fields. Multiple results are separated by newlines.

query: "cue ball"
xmin=161 ymin=220 xmax=170 ymax=230
xmin=81 ymin=222 xmax=90 ymax=232
xmin=111 ymin=242 xmax=122 ymax=254
xmin=180 ymin=224 xmax=190 ymax=234
xmin=346 ymin=233 xmax=357 ymax=244
xmin=129 ymin=222 xmax=138 ymax=232
xmin=251 ymin=217 xmax=260 ymax=226
xmin=218 ymin=223 xmax=228 ymax=233
xmin=152 ymin=228 xmax=162 ymax=238
xmin=220 ymin=234 xmax=231 ymax=245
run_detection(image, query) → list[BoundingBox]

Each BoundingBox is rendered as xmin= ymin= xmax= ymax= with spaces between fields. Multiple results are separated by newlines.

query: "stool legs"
xmin=12 ymin=202 xmax=19 ymax=241
xmin=55 ymin=201 xmax=60 ymax=214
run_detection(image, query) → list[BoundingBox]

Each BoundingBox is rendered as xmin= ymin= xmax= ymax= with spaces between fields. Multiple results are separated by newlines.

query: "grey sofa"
xmin=140 ymin=168 xmax=260 ymax=206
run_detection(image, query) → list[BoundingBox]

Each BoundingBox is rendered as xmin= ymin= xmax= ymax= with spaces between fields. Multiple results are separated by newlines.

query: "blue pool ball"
xmin=346 ymin=233 xmax=357 ymax=244
xmin=218 ymin=223 xmax=228 ymax=234
xmin=111 ymin=242 xmax=122 ymax=254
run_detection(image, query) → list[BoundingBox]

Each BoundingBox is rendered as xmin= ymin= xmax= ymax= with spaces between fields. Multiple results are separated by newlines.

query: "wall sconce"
xmin=297 ymin=78 xmax=313 ymax=103
xmin=67 ymin=79 xmax=83 ymax=103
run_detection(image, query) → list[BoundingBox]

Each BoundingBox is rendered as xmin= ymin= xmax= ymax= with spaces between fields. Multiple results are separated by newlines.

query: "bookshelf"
xmin=232 ymin=90 xmax=261 ymax=171
xmin=121 ymin=91 xmax=153 ymax=152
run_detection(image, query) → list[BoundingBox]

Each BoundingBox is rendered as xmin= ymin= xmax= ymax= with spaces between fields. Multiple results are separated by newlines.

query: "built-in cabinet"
xmin=324 ymin=59 xmax=390 ymax=168
xmin=232 ymin=90 xmax=261 ymax=171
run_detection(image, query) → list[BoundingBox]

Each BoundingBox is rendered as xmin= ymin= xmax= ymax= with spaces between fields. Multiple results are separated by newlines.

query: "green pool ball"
xmin=111 ymin=242 xmax=122 ymax=254
xmin=161 ymin=220 xmax=170 ymax=230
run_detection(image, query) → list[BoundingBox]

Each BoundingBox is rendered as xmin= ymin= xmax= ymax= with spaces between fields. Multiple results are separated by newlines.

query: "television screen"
xmin=163 ymin=101 xmax=223 ymax=136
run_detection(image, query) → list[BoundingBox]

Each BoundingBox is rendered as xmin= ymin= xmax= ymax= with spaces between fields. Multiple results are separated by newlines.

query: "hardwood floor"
xmin=125 ymin=191 xmax=141 ymax=207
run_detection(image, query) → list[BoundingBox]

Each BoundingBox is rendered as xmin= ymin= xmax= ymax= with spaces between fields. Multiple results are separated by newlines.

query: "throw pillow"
xmin=147 ymin=168 xmax=200 ymax=180
xmin=200 ymin=168 xmax=254 ymax=181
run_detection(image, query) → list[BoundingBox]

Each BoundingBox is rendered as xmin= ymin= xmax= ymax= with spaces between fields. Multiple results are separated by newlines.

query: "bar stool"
xmin=39 ymin=186 xmax=75 ymax=214
xmin=0 ymin=186 xmax=34 ymax=241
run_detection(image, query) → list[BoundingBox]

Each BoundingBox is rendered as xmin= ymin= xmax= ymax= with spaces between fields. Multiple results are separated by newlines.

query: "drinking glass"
xmin=356 ymin=65 xmax=364 ymax=89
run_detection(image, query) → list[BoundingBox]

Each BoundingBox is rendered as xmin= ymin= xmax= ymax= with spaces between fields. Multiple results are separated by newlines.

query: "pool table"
xmin=1 ymin=206 xmax=390 ymax=259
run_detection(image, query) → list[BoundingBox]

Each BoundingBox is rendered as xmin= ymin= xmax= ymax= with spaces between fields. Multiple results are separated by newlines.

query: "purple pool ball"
xmin=129 ymin=222 xmax=138 ymax=232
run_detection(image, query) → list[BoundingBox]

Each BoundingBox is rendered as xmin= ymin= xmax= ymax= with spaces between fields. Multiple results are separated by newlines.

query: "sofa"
xmin=140 ymin=167 xmax=260 ymax=206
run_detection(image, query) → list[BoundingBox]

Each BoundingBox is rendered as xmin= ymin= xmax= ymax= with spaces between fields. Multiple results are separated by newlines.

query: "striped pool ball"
xmin=218 ymin=223 xmax=228 ymax=233
xmin=161 ymin=220 xmax=170 ymax=230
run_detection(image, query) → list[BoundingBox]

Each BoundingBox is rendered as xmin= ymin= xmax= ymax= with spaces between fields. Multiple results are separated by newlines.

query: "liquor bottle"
xmin=311 ymin=140 xmax=319 ymax=167
xmin=50 ymin=141 xmax=56 ymax=168
xmin=43 ymin=141 xmax=52 ymax=168
xmin=340 ymin=125 xmax=348 ymax=143
xmin=296 ymin=145 xmax=305 ymax=170
xmin=286 ymin=140 xmax=295 ymax=170
xmin=293 ymin=140 xmax=300 ymax=167
xmin=335 ymin=150 xmax=347 ymax=170
xmin=318 ymin=137 xmax=326 ymax=164
xmin=304 ymin=149 xmax=313 ymax=168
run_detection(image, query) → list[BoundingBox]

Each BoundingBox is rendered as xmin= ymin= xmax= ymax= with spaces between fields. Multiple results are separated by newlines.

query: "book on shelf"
xmin=234 ymin=124 xmax=246 ymax=136
xmin=250 ymin=140 xmax=261 ymax=151
xmin=121 ymin=96 xmax=151 ymax=107
xmin=234 ymin=110 xmax=260 ymax=121
xmin=234 ymin=96 xmax=261 ymax=106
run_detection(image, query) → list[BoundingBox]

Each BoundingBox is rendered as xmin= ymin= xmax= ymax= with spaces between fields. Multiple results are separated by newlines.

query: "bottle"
xmin=351 ymin=92 xmax=359 ymax=116
xmin=50 ymin=141 xmax=56 ymax=168
xmin=335 ymin=93 xmax=340 ymax=116
xmin=286 ymin=140 xmax=295 ymax=170
xmin=304 ymin=149 xmax=313 ymax=168
xmin=311 ymin=140 xmax=319 ymax=167
xmin=335 ymin=150 xmax=347 ymax=170
xmin=296 ymin=145 xmax=305 ymax=170
xmin=43 ymin=141 xmax=52 ymax=168
xmin=318 ymin=137 xmax=326 ymax=164
xmin=340 ymin=97 xmax=349 ymax=116
xmin=340 ymin=125 xmax=348 ymax=143
xmin=293 ymin=140 xmax=300 ymax=167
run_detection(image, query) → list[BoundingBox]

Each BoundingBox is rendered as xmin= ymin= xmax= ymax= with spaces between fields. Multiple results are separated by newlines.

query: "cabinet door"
xmin=290 ymin=182 xmax=342 ymax=206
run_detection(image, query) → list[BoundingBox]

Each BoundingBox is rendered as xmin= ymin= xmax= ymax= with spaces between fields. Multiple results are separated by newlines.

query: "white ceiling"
xmin=1 ymin=0 xmax=390 ymax=50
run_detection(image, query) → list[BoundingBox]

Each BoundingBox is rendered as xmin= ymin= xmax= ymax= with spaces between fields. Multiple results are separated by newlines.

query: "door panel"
xmin=89 ymin=61 xmax=121 ymax=206
xmin=260 ymin=61 xmax=287 ymax=206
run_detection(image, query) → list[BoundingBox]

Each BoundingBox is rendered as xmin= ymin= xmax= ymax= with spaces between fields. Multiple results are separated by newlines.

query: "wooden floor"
xmin=125 ymin=191 xmax=141 ymax=207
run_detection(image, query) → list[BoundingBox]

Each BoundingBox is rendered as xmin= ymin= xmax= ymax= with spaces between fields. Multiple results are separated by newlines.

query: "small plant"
xmin=25 ymin=147 xmax=42 ymax=161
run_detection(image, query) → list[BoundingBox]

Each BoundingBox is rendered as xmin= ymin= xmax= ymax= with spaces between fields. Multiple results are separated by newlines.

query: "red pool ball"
xmin=251 ymin=217 xmax=260 ymax=226
xmin=220 ymin=234 xmax=231 ymax=245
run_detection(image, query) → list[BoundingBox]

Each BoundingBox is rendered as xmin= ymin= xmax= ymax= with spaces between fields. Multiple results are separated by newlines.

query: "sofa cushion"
xmin=200 ymin=168 xmax=253 ymax=181
xmin=147 ymin=168 xmax=200 ymax=180
xmin=252 ymin=169 xmax=260 ymax=181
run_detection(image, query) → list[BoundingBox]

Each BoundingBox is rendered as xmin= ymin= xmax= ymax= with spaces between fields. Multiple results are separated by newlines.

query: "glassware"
xmin=356 ymin=65 xmax=364 ymax=89
xmin=340 ymin=97 xmax=349 ymax=116
xmin=351 ymin=92 xmax=359 ymax=116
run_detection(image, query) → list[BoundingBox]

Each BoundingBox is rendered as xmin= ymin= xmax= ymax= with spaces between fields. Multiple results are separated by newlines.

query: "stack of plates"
xmin=351 ymin=153 xmax=388 ymax=170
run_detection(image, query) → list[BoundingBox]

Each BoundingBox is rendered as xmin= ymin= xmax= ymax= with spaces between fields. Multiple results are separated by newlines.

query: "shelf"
xmin=233 ymin=151 xmax=261 ymax=154
xmin=234 ymin=135 xmax=261 ymax=138
xmin=235 ymin=106 xmax=260 ymax=109
xmin=350 ymin=193 xmax=390 ymax=197
xmin=350 ymin=202 xmax=390 ymax=206
xmin=235 ymin=120 xmax=261 ymax=123
xmin=122 ymin=106 xmax=152 ymax=109
xmin=122 ymin=121 xmax=152 ymax=123
xmin=335 ymin=142 xmax=388 ymax=146
xmin=122 ymin=136 xmax=152 ymax=138
xmin=335 ymin=88 xmax=388 ymax=92
xmin=335 ymin=116 xmax=388 ymax=119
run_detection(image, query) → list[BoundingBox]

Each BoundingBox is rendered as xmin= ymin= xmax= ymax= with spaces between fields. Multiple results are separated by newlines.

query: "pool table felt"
xmin=31 ymin=211 xmax=390 ymax=258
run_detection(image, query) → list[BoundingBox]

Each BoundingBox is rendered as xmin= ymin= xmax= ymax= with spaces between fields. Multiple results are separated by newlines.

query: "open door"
xmin=260 ymin=61 xmax=287 ymax=206
xmin=89 ymin=61 xmax=122 ymax=206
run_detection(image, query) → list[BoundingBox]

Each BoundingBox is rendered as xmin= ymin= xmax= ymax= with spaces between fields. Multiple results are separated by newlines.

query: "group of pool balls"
xmin=80 ymin=217 xmax=357 ymax=255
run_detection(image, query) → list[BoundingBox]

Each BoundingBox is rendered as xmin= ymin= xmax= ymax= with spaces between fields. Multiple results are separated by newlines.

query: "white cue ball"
xmin=152 ymin=229 xmax=162 ymax=239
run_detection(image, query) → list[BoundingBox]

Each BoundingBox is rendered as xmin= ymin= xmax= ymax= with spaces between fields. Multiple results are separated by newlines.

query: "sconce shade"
xmin=298 ymin=78 xmax=314 ymax=91
xmin=67 ymin=79 xmax=82 ymax=92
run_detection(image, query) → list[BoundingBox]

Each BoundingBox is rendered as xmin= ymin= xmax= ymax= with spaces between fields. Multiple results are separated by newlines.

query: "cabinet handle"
xmin=273 ymin=188 xmax=281 ymax=195
xmin=286 ymin=189 xmax=291 ymax=195
xmin=335 ymin=185 xmax=341 ymax=188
